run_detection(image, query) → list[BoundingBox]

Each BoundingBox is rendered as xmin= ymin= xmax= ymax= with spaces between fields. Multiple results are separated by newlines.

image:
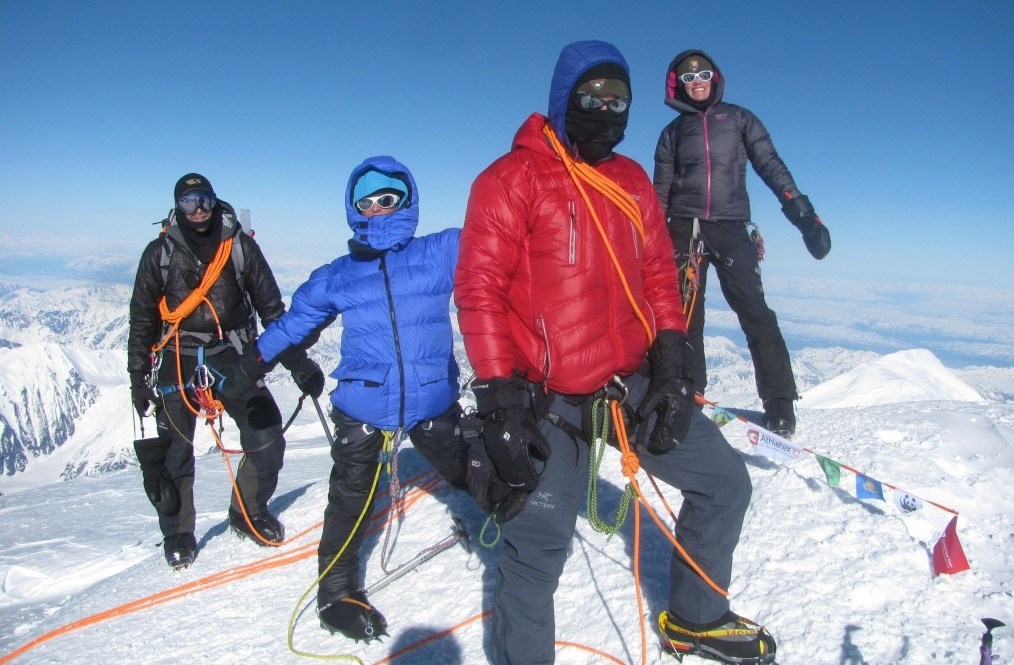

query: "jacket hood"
xmin=344 ymin=155 xmax=418 ymax=252
xmin=664 ymin=48 xmax=725 ymax=114
xmin=548 ymin=40 xmax=630 ymax=149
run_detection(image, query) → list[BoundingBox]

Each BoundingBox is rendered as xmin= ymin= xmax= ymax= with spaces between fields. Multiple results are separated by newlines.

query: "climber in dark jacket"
xmin=653 ymin=48 xmax=831 ymax=437
xmin=128 ymin=173 xmax=323 ymax=570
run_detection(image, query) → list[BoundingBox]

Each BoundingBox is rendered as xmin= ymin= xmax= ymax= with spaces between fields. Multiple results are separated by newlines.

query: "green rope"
xmin=479 ymin=512 xmax=503 ymax=548
xmin=586 ymin=398 xmax=634 ymax=536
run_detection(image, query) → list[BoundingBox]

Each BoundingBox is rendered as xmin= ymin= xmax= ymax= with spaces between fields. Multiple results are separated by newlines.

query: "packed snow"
xmin=1 ymin=346 xmax=1011 ymax=664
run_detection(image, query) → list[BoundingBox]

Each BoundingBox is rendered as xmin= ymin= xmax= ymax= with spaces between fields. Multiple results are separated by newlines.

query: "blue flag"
xmin=855 ymin=474 xmax=885 ymax=501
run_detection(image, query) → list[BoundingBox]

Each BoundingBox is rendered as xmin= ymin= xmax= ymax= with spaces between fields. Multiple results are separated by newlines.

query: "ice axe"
xmin=367 ymin=517 xmax=471 ymax=596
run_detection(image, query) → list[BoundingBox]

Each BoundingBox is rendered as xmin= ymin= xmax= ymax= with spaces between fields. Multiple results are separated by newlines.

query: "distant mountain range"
xmin=0 ymin=279 xmax=1008 ymax=491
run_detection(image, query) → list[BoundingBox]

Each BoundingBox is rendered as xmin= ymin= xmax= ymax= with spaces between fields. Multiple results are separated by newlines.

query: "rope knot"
xmin=620 ymin=450 xmax=640 ymax=477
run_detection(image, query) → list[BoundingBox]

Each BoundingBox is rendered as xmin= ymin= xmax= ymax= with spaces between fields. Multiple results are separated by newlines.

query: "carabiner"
xmin=609 ymin=374 xmax=629 ymax=406
xmin=193 ymin=364 xmax=214 ymax=390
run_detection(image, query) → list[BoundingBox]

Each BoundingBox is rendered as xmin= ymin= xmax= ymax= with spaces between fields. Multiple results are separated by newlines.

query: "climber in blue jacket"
xmin=223 ymin=155 xmax=467 ymax=641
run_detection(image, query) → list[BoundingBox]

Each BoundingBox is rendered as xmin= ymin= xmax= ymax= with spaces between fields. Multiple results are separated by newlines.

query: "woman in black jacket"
xmin=653 ymin=49 xmax=831 ymax=437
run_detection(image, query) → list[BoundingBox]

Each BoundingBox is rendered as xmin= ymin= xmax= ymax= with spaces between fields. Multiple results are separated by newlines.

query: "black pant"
xmin=151 ymin=346 xmax=286 ymax=537
xmin=317 ymin=405 xmax=468 ymax=605
xmin=669 ymin=218 xmax=798 ymax=403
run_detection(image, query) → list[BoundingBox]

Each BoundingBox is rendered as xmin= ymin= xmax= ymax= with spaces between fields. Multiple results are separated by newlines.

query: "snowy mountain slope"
xmin=801 ymin=349 xmax=985 ymax=408
xmin=0 ymin=282 xmax=131 ymax=351
xmin=0 ymin=356 xmax=1011 ymax=664
xmin=0 ymin=344 xmax=108 ymax=480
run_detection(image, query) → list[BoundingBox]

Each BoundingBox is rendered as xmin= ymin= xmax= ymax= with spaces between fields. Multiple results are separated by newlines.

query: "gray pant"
xmin=491 ymin=372 xmax=751 ymax=665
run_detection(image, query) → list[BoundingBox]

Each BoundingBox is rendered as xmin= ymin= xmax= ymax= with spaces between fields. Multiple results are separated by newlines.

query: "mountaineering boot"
xmin=163 ymin=532 xmax=197 ymax=570
xmin=659 ymin=610 xmax=776 ymax=664
xmin=318 ymin=591 xmax=389 ymax=642
xmin=762 ymin=398 xmax=796 ymax=439
xmin=229 ymin=509 xmax=285 ymax=545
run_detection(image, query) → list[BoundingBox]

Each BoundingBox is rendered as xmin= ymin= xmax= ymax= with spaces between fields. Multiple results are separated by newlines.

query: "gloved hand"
xmin=781 ymin=194 xmax=831 ymax=260
xmin=472 ymin=376 xmax=551 ymax=493
xmin=637 ymin=330 xmax=696 ymax=455
xmin=461 ymin=409 xmax=529 ymax=522
xmin=130 ymin=371 xmax=156 ymax=419
xmin=285 ymin=354 xmax=325 ymax=398
xmin=219 ymin=343 xmax=273 ymax=401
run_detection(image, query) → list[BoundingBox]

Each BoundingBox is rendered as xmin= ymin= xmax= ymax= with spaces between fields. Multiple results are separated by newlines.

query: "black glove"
xmin=284 ymin=354 xmax=325 ymax=398
xmin=472 ymin=377 xmax=551 ymax=493
xmin=637 ymin=330 xmax=696 ymax=455
xmin=461 ymin=409 xmax=529 ymax=522
xmin=219 ymin=343 xmax=273 ymax=401
xmin=781 ymin=194 xmax=831 ymax=260
xmin=130 ymin=371 xmax=156 ymax=419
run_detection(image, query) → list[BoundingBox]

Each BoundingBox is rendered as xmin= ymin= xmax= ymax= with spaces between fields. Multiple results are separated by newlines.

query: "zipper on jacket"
xmin=537 ymin=315 xmax=552 ymax=391
xmin=568 ymin=200 xmax=577 ymax=265
xmin=379 ymin=254 xmax=407 ymax=429
xmin=630 ymin=222 xmax=640 ymax=260
xmin=703 ymin=112 xmax=713 ymax=219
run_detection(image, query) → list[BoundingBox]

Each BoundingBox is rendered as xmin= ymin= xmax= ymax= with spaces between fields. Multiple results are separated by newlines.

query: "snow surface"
xmin=1 ymin=350 xmax=1012 ymax=664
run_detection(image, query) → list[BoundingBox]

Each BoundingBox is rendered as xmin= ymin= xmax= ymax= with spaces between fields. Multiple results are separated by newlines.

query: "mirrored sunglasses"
xmin=177 ymin=191 xmax=217 ymax=215
xmin=575 ymin=92 xmax=630 ymax=113
xmin=678 ymin=70 xmax=714 ymax=84
xmin=355 ymin=192 xmax=403 ymax=212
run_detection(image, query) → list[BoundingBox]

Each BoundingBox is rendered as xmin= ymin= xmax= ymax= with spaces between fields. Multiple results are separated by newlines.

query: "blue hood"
xmin=344 ymin=155 xmax=419 ymax=252
xmin=548 ymin=40 xmax=630 ymax=149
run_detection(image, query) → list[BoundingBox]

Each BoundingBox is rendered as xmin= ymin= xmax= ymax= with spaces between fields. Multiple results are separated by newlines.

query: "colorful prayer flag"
xmin=816 ymin=455 xmax=841 ymax=488
xmin=893 ymin=490 xmax=924 ymax=514
xmin=855 ymin=473 xmax=884 ymax=501
xmin=746 ymin=423 xmax=804 ymax=463
xmin=933 ymin=515 xmax=970 ymax=575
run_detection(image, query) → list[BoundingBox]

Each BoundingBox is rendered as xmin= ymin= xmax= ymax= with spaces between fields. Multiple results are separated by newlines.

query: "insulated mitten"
xmin=781 ymin=194 xmax=831 ymax=260
xmin=133 ymin=436 xmax=180 ymax=515
xmin=130 ymin=371 xmax=156 ymax=418
xmin=472 ymin=377 xmax=551 ymax=492
xmin=638 ymin=330 xmax=696 ymax=454
xmin=287 ymin=354 xmax=325 ymax=398
xmin=462 ymin=409 xmax=529 ymax=522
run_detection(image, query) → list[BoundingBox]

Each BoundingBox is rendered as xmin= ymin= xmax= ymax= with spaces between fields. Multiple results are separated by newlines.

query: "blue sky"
xmin=1 ymin=0 xmax=1011 ymax=289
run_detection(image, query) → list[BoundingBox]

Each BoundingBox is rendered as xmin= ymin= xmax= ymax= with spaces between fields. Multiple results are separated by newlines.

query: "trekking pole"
xmin=312 ymin=396 xmax=336 ymax=446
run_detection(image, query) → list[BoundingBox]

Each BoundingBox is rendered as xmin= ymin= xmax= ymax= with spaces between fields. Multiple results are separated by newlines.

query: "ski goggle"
xmin=177 ymin=191 xmax=217 ymax=215
xmin=355 ymin=192 xmax=403 ymax=212
xmin=678 ymin=70 xmax=714 ymax=84
xmin=575 ymin=92 xmax=630 ymax=113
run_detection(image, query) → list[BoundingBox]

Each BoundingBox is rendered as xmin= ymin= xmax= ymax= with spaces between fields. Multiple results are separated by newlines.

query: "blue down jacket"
xmin=257 ymin=156 xmax=460 ymax=430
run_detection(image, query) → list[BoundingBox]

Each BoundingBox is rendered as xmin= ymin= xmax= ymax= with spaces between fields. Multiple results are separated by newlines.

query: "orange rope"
xmin=610 ymin=400 xmax=727 ymax=598
xmin=542 ymin=124 xmax=654 ymax=345
xmin=152 ymin=236 xmax=233 ymax=353
xmin=0 ymin=474 xmax=444 ymax=664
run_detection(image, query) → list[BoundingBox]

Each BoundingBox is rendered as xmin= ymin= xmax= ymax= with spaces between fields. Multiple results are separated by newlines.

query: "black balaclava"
xmin=565 ymin=62 xmax=630 ymax=164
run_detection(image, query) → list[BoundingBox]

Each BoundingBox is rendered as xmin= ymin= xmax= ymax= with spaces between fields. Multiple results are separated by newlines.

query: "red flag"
xmin=933 ymin=515 xmax=970 ymax=576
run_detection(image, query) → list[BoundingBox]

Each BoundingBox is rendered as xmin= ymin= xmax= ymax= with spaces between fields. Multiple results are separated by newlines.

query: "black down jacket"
xmin=653 ymin=48 xmax=800 ymax=221
xmin=127 ymin=204 xmax=286 ymax=374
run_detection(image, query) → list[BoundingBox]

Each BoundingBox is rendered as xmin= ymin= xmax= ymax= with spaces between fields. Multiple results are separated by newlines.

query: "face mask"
xmin=565 ymin=105 xmax=628 ymax=163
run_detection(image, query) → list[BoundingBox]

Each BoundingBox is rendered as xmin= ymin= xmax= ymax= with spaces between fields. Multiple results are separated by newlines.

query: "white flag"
xmin=745 ymin=423 xmax=805 ymax=463
xmin=893 ymin=490 xmax=924 ymax=514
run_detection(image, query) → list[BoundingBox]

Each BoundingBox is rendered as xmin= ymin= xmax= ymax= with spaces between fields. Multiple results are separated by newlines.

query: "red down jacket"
xmin=454 ymin=113 xmax=686 ymax=396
